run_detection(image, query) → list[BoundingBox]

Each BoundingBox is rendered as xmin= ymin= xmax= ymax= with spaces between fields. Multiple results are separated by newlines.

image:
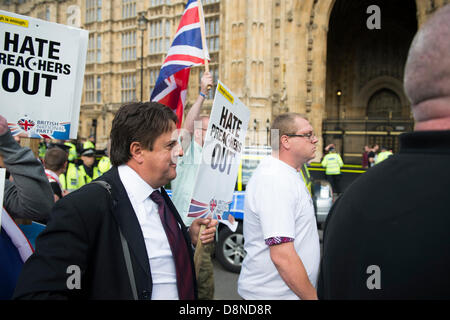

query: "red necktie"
xmin=150 ymin=190 xmax=195 ymax=300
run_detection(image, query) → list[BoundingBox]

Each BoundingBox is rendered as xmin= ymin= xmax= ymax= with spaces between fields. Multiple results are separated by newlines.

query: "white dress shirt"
xmin=118 ymin=164 xmax=178 ymax=300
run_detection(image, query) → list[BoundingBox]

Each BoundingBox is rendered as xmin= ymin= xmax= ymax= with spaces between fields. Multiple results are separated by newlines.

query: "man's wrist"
xmin=199 ymin=91 xmax=207 ymax=98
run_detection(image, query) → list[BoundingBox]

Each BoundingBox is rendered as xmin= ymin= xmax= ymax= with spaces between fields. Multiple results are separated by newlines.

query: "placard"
xmin=0 ymin=10 xmax=88 ymax=140
xmin=187 ymin=81 xmax=250 ymax=231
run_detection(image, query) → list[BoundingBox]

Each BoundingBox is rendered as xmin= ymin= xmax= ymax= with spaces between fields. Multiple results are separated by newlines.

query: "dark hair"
xmin=110 ymin=102 xmax=178 ymax=166
xmin=44 ymin=148 xmax=68 ymax=172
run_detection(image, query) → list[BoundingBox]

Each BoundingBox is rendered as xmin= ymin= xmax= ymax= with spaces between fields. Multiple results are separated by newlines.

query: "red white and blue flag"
xmin=150 ymin=0 xmax=209 ymax=127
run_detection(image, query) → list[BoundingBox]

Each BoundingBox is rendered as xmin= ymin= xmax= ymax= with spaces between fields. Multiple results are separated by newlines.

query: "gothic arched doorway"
xmin=323 ymin=0 xmax=417 ymax=163
xmin=367 ymin=89 xmax=402 ymax=119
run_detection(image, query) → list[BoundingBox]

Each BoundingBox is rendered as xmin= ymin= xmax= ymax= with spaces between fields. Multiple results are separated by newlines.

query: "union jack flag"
xmin=17 ymin=118 xmax=35 ymax=132
xmin=150 ymin=0 xmax=209 ymax=127
xmin=187 ymin=197 xmax=236 ymax=231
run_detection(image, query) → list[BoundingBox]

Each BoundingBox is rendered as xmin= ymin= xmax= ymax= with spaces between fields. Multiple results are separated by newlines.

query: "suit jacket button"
xmin=142 ymin=290 xmax=151 ymax=299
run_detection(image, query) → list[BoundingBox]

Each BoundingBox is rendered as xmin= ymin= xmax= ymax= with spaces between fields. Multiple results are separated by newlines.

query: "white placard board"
xmin=187 ymin=81 xmax=250 ymax=231
xmin=0 ymin=10 xmax=88 ymax=140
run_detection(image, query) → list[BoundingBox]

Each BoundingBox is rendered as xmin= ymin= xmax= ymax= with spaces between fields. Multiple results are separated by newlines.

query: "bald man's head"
xmin=404 ymin=5 xmax=450 ymax=124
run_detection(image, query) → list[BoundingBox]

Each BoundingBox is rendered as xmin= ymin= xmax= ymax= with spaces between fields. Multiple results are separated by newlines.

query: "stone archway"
xmin=320 ymin=0 xmax=418 ymax=163
xmin=324 ymin=0 xmax=417 ymax=120
xmin=356 ymin=76 xmax=410 ymax=119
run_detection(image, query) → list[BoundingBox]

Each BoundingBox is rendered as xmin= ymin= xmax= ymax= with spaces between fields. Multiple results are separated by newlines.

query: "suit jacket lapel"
xmin=101 ymin=167 xmax=151 ymax=277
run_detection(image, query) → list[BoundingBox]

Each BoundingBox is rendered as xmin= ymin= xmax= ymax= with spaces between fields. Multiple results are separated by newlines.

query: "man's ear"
xmin=129 ymin=141 xmax=144 ymax=164
xmin=280 ymin=135 xmax=290 ymax=150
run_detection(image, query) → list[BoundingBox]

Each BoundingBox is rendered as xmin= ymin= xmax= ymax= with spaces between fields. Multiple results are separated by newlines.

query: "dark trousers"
xmin=326 ymin=174 xmax=341 ymax=194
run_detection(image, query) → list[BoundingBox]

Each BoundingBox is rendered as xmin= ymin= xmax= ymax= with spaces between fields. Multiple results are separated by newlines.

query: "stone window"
xmin=122 ymin=0 xmax=136 ymax=19
xmin=122 ymin=31 xmax=136 ymax=61
xmin=87 ymin=34 xmax=101 ymax=63
xmin=86 ymin=0 xmax=101 ymax=23
xmin=121 ymin=74 xmax=136 ymax=103
xmin=205 ymin=17 xmax=219 ymax=52
xmin=149 ymin=20 xmax=170 ymax=54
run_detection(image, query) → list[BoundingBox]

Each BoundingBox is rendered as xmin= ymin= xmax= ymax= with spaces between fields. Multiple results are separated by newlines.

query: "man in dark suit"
xmin=13 ymin=102 xmax=217 ymax=300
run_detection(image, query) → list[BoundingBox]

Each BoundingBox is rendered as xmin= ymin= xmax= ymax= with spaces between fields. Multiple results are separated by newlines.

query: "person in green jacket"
xmin=321 ymin=147 xmax=344 ymax=194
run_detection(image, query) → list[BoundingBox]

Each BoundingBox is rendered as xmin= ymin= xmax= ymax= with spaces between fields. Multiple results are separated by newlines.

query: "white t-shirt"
xmin=237 ymin=156 xmax=320 ymax=300
xmin=118 ymin=164 xmax=179 ymax=300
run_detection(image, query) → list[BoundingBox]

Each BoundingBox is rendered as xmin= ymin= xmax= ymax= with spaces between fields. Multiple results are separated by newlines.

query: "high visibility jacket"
xmin=38 ymin=142 xmax=46 ymax=159
xmin=60 ymin=162 xmax=78 ymax=191
xmin=83 ymin=140 xmax=95 ymax=150
xmin=98 ymin=156 xmax=111 ymax=174
xmin=321 ymin=152 xmax=344 ymax=175
xmin=375 ymin=151 xmax=393 ymax=164
xmin=76 ymin=165 xmax=101 ymax=188
xmin=64 ymin=142 xmax=78 ymax=162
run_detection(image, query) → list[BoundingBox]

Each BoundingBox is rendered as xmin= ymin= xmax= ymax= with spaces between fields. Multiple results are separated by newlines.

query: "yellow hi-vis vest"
xmin=321 ymin=152 xmax=344 ymax=175
xmin=60 ymin=162 xmax=78 ymax=191
xmin=83 ymin=140 xmax=95 ymax=150
xmin=98 ymin=156 xmax=111 ymax=174
xmin=38 ymin=142 xmax=46 ymax=159
xmin=77 ymin=165 xmax=101 ymax=188
xmin=375 ymin=150 xmax=393 ymax=164
xmin=64 ymin=142 xmax=78 ymax=162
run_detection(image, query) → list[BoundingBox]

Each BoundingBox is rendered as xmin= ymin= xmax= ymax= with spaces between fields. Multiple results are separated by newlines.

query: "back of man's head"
xmin=404 ymin=5 xmax=450 ymax=127
xmin=44 ymin=148 xmax=68 ymax=172
xmin=110 ymin=102 xmax=178 ymax=166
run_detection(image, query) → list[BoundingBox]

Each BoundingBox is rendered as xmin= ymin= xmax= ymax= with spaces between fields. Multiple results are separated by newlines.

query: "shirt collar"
xmin=269 ymin=155 xmax=300 ymax=175
xmin=118 ymin=164 xmax=158 ymax=203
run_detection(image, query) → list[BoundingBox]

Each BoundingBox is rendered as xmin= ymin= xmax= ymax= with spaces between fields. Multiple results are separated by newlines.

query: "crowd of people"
xmin=1 ymin=4 xmax=450 ymax=301
xmin=362 ymin=144 xmax=393 ymax=168
xmin=37 ymin=136 xmax=111 ymax=194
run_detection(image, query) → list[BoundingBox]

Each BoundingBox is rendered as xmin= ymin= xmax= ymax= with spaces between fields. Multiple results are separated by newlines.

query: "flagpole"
xmin=194 ymin=1 xmax=210 ymax=279
xmin=197 ymin=0 xmax=211 ymax=90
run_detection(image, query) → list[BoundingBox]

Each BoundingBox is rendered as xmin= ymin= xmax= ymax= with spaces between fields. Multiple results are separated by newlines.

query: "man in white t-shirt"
xmin=238 ymin=113 xmax=321 ymax=300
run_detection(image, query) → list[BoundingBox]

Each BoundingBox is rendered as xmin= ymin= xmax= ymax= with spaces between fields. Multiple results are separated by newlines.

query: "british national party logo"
xmin=17 ymin=117 xmax=35 ymax=132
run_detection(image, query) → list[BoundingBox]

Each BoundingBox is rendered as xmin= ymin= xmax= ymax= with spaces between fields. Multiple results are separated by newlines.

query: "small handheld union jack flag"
xmin=150 ymin=0 xmax=209 ymax=128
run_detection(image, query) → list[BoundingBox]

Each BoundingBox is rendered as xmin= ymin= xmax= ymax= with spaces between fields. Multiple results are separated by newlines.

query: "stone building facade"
xmin=1 ymin=0 xmax=448 ymax=162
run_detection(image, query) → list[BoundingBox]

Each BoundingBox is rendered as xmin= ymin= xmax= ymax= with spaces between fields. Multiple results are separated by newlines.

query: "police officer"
xmin=60 ymin=161 xmax=78 ymax=192
xmin=83 ymin=135 xmax=95 ymax=150
xmin=98 ymin=155 xmax=111 ymax=174
xmin=75 ymin=148 xmax=102 ymax=188
xmin=55 ymin=141 xmax=79 ymax=192
xmin=64 ymin=140 xmax=78 ymax=163
xmin=375 ymin=146 xmax=393 ymax=165
xmin=321 ymin=146 xmax=344 ymax=194
xmin=38 ymin=139 xmax=47 ymax=161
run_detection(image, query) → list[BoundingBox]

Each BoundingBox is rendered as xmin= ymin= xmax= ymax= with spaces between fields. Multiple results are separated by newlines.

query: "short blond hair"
xmin=271 ymin=113 xmax=308 ymax=150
